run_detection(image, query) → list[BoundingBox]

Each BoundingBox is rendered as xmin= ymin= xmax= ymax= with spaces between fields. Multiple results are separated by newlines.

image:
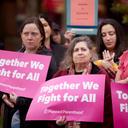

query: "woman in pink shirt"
xmin=115 ymin=50 xmax=128 ymax=83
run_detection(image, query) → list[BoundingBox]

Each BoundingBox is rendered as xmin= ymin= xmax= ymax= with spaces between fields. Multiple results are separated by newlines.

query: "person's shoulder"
xmin=53 ymin=69 xmax=68 ymax=78
xmin=37 ymin=47 xmax=53 ymax=56
xmin=52 ymin=43 xmax=66 ymax=50
xmin=119 ymin=50 xmax=128 ymax=61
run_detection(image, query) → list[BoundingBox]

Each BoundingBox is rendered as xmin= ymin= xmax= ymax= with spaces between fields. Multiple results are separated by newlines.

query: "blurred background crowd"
xmin=0 ymin=0 xmax=128 ymax=51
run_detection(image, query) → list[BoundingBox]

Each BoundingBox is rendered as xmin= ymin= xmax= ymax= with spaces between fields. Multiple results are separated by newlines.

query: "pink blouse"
xmin=118 ymin=50 xmax=128 ymax=80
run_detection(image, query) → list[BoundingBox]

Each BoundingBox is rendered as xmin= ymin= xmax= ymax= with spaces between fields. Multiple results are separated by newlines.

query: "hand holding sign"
xmin=56 ymin=116 xmax=67 ymax=126
xmin=2 ymin=94 xmax=14 ymax=108
xmin=9 ymin=93 xmax=17 ymax=104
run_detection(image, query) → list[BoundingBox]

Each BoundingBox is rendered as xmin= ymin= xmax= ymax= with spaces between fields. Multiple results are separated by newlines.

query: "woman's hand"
xmin=2 ymin=94 xmax=14 ymax=108
xmin=56 ymin=116 xmax=67 ymax=126
xmin=116 ymin=77 xmax=128 ymax=84
xmin=102 ymin=50 xmax=117 ymax=76
xmin=64 ymin=31 xmax=75 ymax=47
xmin=102 ymin=50 xmax=115 ymax=62
xmin=64 ymin=31 xmax=75 ymax=41
xmin=123 ymin=77 xmax=128 ymax=83
xmin=101 ymin=60 xmax=117 ymax=79
xmin=9 ymin=93 xmax=17 ymax=104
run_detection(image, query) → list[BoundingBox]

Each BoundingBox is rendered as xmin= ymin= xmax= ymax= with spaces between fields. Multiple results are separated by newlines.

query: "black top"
xmin=51 ymin=42 xmax=66 ymax=67
xmin=16 ymin=46 xmax=58 ymax=128
xmin=19 ymin=46 xmax=57 ymax=80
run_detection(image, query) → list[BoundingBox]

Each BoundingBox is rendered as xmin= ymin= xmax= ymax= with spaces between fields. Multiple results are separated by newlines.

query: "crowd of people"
xmin=0 ymin=14 xmax=128 ymax=128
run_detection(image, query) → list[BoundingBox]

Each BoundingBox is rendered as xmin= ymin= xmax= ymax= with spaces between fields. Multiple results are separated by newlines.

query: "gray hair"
xmin=60 ymin=36 xmax=97 ymax=69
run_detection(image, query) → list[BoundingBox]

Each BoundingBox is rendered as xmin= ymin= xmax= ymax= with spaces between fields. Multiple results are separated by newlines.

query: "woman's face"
xmin=73 ymin=41 xmax=92 ymax=64
xmin=21 ymin=23 xmax=43 ymax=50
xmin=101 ymin=24 xmax=117 ymax=51
xmin=39 ymin=18 xmax=52 ymax=39
xmin=52 ymin=31 xmax=61 ymax=44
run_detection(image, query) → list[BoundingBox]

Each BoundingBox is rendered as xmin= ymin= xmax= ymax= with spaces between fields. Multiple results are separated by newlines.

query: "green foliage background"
xmin=111 ymin=2 xmax=128 ymax=25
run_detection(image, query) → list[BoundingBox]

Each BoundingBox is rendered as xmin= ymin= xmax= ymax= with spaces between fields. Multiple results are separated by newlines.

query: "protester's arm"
xmin=64 ymin=31 xmax=75 ymax=47
xmin=102 ymin=50 xmax=118 ymax=74
xmin=0 ymin=92 xmax=14 ymax=108
xmin=115 ymin=69 xmax=128 ymax=83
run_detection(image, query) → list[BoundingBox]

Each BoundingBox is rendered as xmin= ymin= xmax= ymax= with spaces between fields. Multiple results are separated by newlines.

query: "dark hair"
xmin=38 ymin=13 xmax=53 ymax=29
xmin=38 ymin=13 xmax=63 ymax=45
xmin=52 ymin=22 xmax=60 ymax=32
xmin=96 ymin=19 xmax=127 ymax=62
xmin=19 ymin=16 xmax=45 ymax=46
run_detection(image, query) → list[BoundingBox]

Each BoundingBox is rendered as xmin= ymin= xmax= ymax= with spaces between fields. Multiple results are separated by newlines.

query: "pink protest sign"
xmin=71 ymin=0 xmax=95 ymax=26
xmin=0 ymin=50 xmax=51 ymax=98
xmin=111 ymin=82 xmax=128 ymax=128
xmin=26 ymin=75 xmax=105 ymax=122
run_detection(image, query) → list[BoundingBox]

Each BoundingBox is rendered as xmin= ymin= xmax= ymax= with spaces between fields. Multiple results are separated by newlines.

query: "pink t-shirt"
xmin=118 ymin=50 xmax=128 ymax=80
